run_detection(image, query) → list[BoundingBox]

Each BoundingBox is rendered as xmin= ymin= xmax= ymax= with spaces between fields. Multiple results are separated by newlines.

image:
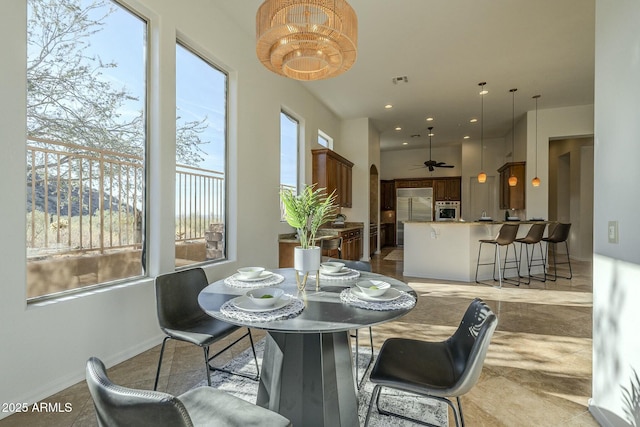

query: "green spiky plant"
xmin=280 ymin=185 xmax=338 ymax=249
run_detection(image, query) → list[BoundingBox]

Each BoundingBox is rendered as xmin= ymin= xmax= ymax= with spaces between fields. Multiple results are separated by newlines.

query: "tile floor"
xmin=0 ymin=247 xmax=597 ymax=426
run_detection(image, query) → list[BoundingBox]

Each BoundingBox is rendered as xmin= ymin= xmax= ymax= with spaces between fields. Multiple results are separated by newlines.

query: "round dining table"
xmin=198 ymin=268 xmax=416 ymax=427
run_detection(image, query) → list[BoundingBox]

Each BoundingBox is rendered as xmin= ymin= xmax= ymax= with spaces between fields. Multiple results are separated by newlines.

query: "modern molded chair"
xmin=321 ymin=236 xmax=342 ymax=259
xmin=327 ymin=257 xmax=374 ymax=389
xmin=515 ymin=222 xmax=547 ymax=284
xmin=86 ymin=357 xmax=291 ymax=427
xmin=542 ymin=222 xmax=573 ymax=281
xmin=153 ymin=268 xmax=259 ymax=391
xmin=364 ymin=298 xmax=498 ymax=427
xmin=475 ymin=223 xmax=520 ymax=288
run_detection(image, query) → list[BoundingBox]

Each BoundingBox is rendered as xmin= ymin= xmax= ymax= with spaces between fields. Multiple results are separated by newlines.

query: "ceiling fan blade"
xmin=437 ymin=164 xmax=455 ymax=168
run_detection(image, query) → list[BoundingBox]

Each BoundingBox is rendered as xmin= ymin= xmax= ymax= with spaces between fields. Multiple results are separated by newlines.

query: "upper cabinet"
xmin=498 ymin=162 xmax=526 ymax=210
xmin=380 ymin=180 xmax=395 ymax=210
xmin=433 ymin=177 xmax=461 ymax=201
xmin=312 ymin=149 xmax=354 ymax=208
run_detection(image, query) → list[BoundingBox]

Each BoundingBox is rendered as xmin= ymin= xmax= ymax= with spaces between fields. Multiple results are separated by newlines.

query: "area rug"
xmin=201 ymin=340 xmax=448 ymax=426
xmin=383 ymin=249 xmax=404 ymax=261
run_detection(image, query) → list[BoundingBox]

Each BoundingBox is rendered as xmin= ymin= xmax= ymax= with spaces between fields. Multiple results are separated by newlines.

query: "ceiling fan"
xmin=415 ymin=126 xmax=454 ymax=171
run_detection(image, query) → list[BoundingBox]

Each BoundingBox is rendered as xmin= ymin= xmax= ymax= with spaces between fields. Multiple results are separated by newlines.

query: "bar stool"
xmin=542 ymin=222 xmax=572 ymax=281
xmin=475 ymin=223 xmax=520 ymax=288
xmin=515 ymin=222 xmax=547 ymax=284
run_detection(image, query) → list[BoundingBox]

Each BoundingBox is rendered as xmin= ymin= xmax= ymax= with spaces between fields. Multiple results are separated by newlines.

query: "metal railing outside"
xmin=26 ymin=137 xmax=226 ymax=258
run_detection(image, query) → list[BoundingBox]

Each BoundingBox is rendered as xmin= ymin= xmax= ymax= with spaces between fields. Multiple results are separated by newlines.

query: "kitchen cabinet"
xmin=278 ymin=240 xmax=298 ymax=268
xmin=369 ymin=224 xmax=378 ymax=256
xmin=380 ymin=180 xmax=395 ymax=210
xmin=312 ymin=149 xmax=354 ymax=208
xmin=433 ymin=177 xmax=461 ymax=201
xmin=394 ymin=178 xmax=433 ymax=189
xmin=340 ymin=228 xmax=363 ymax=261
xmin=498 ymin=162 xmax=526 ymax=210
xmin=380 ymin=223 xmax=395 ymax=247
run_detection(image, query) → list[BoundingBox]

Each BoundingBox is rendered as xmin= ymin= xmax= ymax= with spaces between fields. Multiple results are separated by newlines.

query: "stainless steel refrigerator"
xmin=396 ymin=187 xmax=433 ymax=245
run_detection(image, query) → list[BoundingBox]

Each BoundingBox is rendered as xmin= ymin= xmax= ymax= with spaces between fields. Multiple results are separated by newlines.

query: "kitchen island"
xmin=404 ymin=221 xmax=547 ymax=282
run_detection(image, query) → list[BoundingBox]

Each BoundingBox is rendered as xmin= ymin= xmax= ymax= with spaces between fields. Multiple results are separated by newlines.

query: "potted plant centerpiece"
xmin=280 ymin=184 xmax=338 ymax=290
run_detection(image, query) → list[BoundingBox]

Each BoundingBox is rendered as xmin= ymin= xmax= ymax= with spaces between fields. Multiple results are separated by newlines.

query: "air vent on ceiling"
xmin=392 ymin=76 xmax=408 ymax=84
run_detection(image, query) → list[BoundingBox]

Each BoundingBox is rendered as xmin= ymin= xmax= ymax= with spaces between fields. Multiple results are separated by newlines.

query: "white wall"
xmin=0 ymin=0 xmax=342 ymax=416
xmin=339 ymin=118 xmax=373 ymax=258
xmin=525 ymin=104 xmax=594 ymax=220
xmin=591 ymin=1 xmax=640 ymax=425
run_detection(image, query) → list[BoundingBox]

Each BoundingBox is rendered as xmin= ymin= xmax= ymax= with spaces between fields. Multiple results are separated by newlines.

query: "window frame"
xmin=174 ymin=39 xmax=230 ymax=269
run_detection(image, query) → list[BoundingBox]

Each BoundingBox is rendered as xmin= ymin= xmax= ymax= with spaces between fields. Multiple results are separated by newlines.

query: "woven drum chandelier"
xmin=256 ymin=0 xmax=358 ymax=81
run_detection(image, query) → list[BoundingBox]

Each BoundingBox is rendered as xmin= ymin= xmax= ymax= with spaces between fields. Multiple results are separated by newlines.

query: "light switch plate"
xmin=608 ymin=221 xmax=618 ymax=244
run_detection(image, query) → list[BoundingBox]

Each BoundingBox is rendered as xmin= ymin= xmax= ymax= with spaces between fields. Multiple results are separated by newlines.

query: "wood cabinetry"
xmin=380 ymin=180 xmax=395 ymax=210
xmin=312 ymin=149 xmax=354 ymax=208
xmin=278 ymin=241 xmax=297 ymax=268
xmin=433 ymin=177 xmax=461 ymax=201
xmin=340 ymin=228 xmax=363 ymax=261
xmin=498 ymin=162 xmax=526 ymax=209
xmin=380 ymin=223 xmax=395 ymax=247
xmin=369 ymin=224 xmax=378 ymax=256
xmin=394 ymin=178 xmax=433 ymax=189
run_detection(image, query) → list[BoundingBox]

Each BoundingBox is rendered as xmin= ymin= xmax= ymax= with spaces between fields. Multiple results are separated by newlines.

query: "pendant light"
xmin=477 ymin=82 xmax=487 ymax=183
xmin=508 ymin=88 xmax=518 ymax=187
xmin=531 ymin=95 xmax=541 ymax=187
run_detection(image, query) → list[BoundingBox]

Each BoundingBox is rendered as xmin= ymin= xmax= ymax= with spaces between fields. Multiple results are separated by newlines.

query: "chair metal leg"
xmin=545 ymin=241 xmax=573 ymax=281
xmin=456 ymin=396 xmax=465 ymax=427
xmin=203 ymin=346 xmax=212 ymax=387
xmin=500 ymin=243 xmax=520 ymax=286
xmin=369 ymin=385 xmax=461 ymax=427
xmin=153 ymin=336 xmax=171 ymax=391
xmin=353 ymin=327 xmax=375 ymax=390
xmin=208 ymin=329 xmax=260 ymax=381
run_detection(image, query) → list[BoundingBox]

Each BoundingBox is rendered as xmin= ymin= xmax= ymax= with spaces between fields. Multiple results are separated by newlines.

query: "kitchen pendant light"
xmin=477 ymin=82 xmax=487 ymax=183
xmin=508 ymin=88 xmax=518 ymax=187
xmin=256 ymin=0 xmax=358 ymax=81
xmin=532 ymin=95 xmax=541 ymax=187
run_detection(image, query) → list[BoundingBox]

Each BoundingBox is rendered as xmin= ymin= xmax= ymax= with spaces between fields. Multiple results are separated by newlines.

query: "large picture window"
xmin=175 ymin=42 xmax=228 ymax=268
xmin=26 ymin=0 xmax=147 ymax=300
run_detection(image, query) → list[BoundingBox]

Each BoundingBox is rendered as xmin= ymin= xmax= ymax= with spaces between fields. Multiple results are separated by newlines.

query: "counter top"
xmin=405 ymin=220 xmax=550 ymax=225
xmin=278 ymin=222 xmax=365 ymax=243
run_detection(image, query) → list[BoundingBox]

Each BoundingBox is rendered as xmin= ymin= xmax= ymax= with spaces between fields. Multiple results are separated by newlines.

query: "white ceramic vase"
xmin=294 ymin=246 xmax=321 ymax=273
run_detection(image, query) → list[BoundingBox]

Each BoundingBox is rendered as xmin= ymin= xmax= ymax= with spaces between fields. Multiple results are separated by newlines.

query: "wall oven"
xmin=435 ymin=201 xmax=460 ymax=221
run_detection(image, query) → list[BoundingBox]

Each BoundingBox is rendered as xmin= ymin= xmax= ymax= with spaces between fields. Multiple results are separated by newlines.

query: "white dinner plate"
xmin=234 ymin=271 xmax=274 ymax=282
xmin=350 ymin=287 xmax=402 ymax=302
xmin=231 ymin=295 xmax=291 ymax=312
xmin=320 ymin=267 xmax=351 ymax=276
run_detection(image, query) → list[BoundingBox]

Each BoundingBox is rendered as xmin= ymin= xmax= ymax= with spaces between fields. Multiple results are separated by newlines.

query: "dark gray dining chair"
xmin=364 ymin=298 xmax=497 ymax=427
xmin=327 ymin=257 xmax=374 ymax=389
xmin=153 ymin=268 xmax=259 ymax=391
xmin=86 ymin=357 xmax=291 ymax=427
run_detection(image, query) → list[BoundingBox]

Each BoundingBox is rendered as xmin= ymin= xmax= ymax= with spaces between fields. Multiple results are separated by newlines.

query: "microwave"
xmin=435 ymin=201 xmax=460 ymax=221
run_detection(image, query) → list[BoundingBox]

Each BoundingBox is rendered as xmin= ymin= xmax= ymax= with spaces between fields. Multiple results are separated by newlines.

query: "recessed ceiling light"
xmin=426 ymin=117 xmax=434 ymax=121
xmin=463 ymin=135 xmax=470 ymax=139
xmin=384 ymin=104 xmax=393 ymax=109
xmin=402 ymin=142 xmax=408 ymax=145
xmin=395 ymin=126 xmax=402 ymax=131
xmin=470 ymin=118 xmax=478 ymax=123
